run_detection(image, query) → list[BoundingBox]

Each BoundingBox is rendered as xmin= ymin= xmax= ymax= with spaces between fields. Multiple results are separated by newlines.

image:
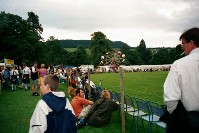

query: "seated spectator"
xmin=71 ymin=88 xmax=94 ymax=119
xmin=78 ymin=89 xmax=119 ymax=128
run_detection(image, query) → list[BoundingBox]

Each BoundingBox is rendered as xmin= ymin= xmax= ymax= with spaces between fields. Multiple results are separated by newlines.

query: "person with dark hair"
xmin=164 ymin=27 xmax=199 ymax=133
xmin=48 ymin=64 xmax=55 ymax=74
xmin=71 ymin=88 xmax=94 ymax=119
xmin=29 ymin=74 xmax=77 ymax=133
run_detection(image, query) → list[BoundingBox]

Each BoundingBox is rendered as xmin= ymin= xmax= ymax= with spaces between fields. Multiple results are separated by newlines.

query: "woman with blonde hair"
xmin=77 ymin=89 xmax=119 ymax=128
xmin=38 ymin=64 xmax=47 ymax=86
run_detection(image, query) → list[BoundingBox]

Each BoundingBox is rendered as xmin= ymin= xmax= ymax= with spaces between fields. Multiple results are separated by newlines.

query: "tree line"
xmin=59 ymin=39 xmax=126 ymax=48
xmin=0 ymin=11 xmax=183 ymax=67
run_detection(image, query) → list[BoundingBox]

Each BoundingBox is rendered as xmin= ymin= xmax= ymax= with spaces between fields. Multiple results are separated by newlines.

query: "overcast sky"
xmin=1 ymin=0 xmax=199 ymax=48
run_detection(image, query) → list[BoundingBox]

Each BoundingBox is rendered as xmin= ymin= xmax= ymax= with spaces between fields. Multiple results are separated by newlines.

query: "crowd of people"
xmin=28 ymin=74 xmax=119 ymax=133
xmin=0 ymin=63 xmax=78 ymax=95
xmin=0 ymin=62 xmax=120 ymax=132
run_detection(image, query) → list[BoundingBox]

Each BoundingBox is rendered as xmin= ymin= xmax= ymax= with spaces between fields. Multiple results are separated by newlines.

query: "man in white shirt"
xmin=164 ymin=27 xmax=199 ymax=132
xmin=22 ymin=63 xmax=31 ymax=91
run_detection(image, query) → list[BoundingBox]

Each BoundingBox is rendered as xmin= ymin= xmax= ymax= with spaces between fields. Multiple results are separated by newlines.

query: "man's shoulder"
xmin=38 ymin=99 xmax=49 ymax=107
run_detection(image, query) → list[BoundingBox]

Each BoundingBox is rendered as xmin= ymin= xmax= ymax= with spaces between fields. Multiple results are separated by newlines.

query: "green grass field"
xmin=0 ymin=71 xmax=168 ymax=133
xmin=64 ymin=48 xmax=91 ymax=55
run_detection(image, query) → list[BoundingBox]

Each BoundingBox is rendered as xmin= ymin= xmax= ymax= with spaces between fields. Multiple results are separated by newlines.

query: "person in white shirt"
xmin=10 ymin=66 xmax=19 ymax=91
xmin=22 ymin=63 xmax=31 ymax=91
xmin=164 ymin=27 xmax=199 ymax=132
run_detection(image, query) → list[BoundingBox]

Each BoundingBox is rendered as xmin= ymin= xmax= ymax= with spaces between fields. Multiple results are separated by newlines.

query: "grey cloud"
xmin=1 ymin=0 xmax=199 ymax=47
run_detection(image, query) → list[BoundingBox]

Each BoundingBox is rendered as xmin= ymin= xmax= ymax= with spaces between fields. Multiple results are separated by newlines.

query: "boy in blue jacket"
xmin=29 ymin=74 xmax=77 ymax=133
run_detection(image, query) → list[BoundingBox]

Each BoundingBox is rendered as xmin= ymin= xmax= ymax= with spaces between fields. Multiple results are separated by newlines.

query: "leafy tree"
xmin=74 ymin=45 xmax=89 ymax=66
xmin=150 ymin=48 xmax=171 ymax=65
xmin=127 ymin=49 xmax=142 ymax=65
xmin=69 ymin=45 xmax=90 ymax=66
xmin=136 ymin=39 xmax=152 ymax=64
xmin=89 ymin=31 xmax=112 ymax=67
xmin=120 ymin=43 xmax=142 ymax=65
xmin=168 ymin=48 xmax=176 ymax=63
xmin=174 ymin=44 xmax=184 ymax=60
xmin=26 ymin=12 xmax=43 ymax=41
xmin=0 ymin=11 xmax=44 ymax=65
xmin=44 ymin=36 xmax=70 ymax=65
xmin=120 ymin=43 xmax=131 ymax=56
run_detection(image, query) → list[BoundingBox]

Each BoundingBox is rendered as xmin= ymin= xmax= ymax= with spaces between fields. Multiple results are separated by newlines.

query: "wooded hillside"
xmin=59 ymin=40 xmax=128 ymax=48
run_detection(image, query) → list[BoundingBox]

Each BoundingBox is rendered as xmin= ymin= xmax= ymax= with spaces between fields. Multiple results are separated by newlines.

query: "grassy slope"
xmin=0 ymin=71 xmax=168 ymax=133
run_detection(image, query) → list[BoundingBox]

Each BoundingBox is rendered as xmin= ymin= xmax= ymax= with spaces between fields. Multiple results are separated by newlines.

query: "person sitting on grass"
xmin=71 ymin=88 xmax=94 ymax=120
xmin=77 ymin=89 xmax=119 ymax=128
xmin=29 ymin=74 xmax=77 ymax=133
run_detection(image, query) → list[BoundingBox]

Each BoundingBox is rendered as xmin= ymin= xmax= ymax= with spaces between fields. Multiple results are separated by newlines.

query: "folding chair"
xmin=148 ymin=101 xmax=166 ymax=133
xmin=124 ymin=95 xmax=138 ymax=132
xmin=95 ymin=86 xmax=102 ymax=100
xmin=133 ymin=97 xmax=151 ymax=133
xmin=110 ymin=91 xmax=121 ymax=105
xmin=110 ymin=90 xmax=121 ymax=120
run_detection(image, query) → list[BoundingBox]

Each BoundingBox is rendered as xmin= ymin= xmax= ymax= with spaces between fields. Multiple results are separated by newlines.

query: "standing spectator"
xmin=38 ymin=63 xmax=47 ymax=86
xmin=29 ymin=74 xmax=77 ymax=133
xmin=10 ymin=66 xmax=19 ymax=91
xmin=48 ymin=64 xmax=55 ymax=74
xmin=71 ymin=88 xmax=94 ymax=119
xmin=164 ymin=27 xmax=199 ymax=132
xmin=0 ymin=66 xmax=4 ymax=92
xmin=76 ymin=74 xmax=82 ymax=89
xmin=31 ymin=62 xmax=39 ymax=96
xmin=18 ymin=66 xmax=23 ymax=88
xmin=2 ymin=66 xmax=10 ymax=91
xmin=22 ymin=63 xmax=31 ymax=91
xmin=70 ymin=72 xmax=77 ymax=88
xmin=59 ymin=68 xmax=67 ymax=83
xmin=78 ymin=90 xmax=119 ymax=127
xmin=83 ymin=75 xmax=97 ymax=100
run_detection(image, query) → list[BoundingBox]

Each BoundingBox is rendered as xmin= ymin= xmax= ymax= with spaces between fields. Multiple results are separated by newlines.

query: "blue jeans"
xmin=3 ymin=78 xmax=9 ymax=90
